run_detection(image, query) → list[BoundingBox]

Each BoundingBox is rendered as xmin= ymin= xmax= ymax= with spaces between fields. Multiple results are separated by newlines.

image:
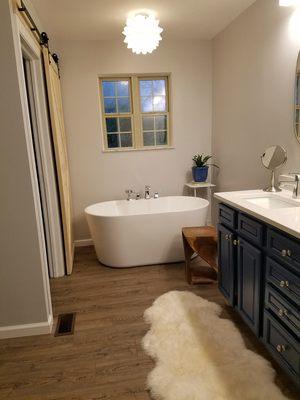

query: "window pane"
xmin=101 ymin=76 xmax=169 ymax=151
xmin=153 ymin=96 xmax=166 ymax=112
xmin=156 ymin=131 xmax=167 ymax=145
xmin=106 ymin=118 xmax=118 ymax=132
xmin=141 ymin=97 xmax=153 ymax=112
xmin=119 ymin=117 xmax=131 ymax=132
xmin=107 ymin=134 xmax=119 ymax=148
xmin=102 ymin=81 xmax=115 ymax=97
xmin=120 ymin=133 xmax=133 ymax=147
xmin=155 ymin=115 xmax=167 ymax=130
xmin=117 ymin=97 xmax=130 ymax=113
xmin=139 ymin=80 xmax=152 ymax=96
xmin=153 ymin=80 xmax=166 ymax=96
xmin=104 ymin=98 xmax=116 ymax=113
xmin=116 ymin=81 xmax=129 ymax=97
xmin=142 ymin=116 xmax=155 ymax=131
xmin=143 ymin=132 xmax=155 ymax=146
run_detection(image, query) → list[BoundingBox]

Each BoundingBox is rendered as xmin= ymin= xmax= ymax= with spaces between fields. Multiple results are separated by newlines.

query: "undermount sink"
xmin=244 ymin=196 xmax=300 ymax=210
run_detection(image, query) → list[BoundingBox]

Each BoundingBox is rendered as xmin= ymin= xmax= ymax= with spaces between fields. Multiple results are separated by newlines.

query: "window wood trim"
xmin=99 ymin=74 xmax=173 ymax=152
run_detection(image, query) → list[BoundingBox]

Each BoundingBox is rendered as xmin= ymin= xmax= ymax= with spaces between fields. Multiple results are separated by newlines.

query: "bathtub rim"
xmin=85 ymin=196 xmax=209 ymax=218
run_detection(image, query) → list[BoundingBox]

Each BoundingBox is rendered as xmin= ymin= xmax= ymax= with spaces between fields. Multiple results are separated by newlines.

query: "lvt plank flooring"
xmin=0 ymin=246 xmax=299 ymax=399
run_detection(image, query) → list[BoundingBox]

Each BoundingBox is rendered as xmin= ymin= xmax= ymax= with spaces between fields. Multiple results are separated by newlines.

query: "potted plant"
xmin=192 ymin=154 xmax=219 ymax=182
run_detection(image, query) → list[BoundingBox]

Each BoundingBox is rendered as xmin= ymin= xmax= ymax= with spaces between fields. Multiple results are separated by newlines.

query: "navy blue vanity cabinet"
xmin=217 ymin=202 xmax=300 ymax=388
xmin=237 ymin=238 xmax=262 ymax=336
xmin=218 ymin=204 xmax=264 ymax=332
xmin=264 ymin=312 xmax=300 ymax=386
xmin=219 ymin=204 xmax=237 ymax=230
xmin=218 ymin=224 xmax=236 ymax=306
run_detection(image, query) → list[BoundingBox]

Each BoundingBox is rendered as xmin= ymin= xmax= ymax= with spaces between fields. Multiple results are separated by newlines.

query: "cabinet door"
xmin=237 ymin=238 xmax=262 ymax=336
xmin=218 ymin=224 xmax=235 ymax=306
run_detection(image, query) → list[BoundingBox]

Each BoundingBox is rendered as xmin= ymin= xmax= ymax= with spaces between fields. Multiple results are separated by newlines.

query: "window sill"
xmin=102 ymin=146 xmax=175 ymax=153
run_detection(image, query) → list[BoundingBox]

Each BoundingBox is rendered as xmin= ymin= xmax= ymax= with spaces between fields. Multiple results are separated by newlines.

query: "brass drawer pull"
xmin=281 ymin=249 xmax=287 ymax=257
xmin=279 ymin=280 xmax=290 ymax=288
xmin=276 ymin=344 xmax=286 ymax=353
xmin=233 ymin=239 xmax=240 ymax=246
xmin=278 ymin=309 xmax=284 ymax=317
xmin=281 ymin=249 xmax=292 ymax=257
xmin=278 ymin=308 xmax=289 ymax=318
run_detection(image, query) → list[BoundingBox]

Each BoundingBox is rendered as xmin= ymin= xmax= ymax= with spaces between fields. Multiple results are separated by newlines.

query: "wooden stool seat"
xmin=182 ymin=226 xmax=218 ymax=285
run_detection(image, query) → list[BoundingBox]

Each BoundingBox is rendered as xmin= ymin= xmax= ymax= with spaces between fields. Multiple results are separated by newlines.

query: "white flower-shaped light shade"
xmin=279 ymin=0 xmax=300 ymax=6
xmin=123 ymin=14 xmax=163 ymax=55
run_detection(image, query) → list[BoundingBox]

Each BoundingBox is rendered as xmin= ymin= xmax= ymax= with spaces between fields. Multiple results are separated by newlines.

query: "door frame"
xmin=9 ymin=9 xmax=69 ymax=333
xmin=13 ymin=13 xmax=66 ymax=279
xmin=10 ymin=11 xmax=52 ymax=328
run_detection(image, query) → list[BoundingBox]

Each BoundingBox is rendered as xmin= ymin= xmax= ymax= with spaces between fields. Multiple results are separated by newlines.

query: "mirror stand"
xmin=264 ymin=170 xmax=281 ymax=192
xmin=261 ymin=145 xmax=287 ymax=191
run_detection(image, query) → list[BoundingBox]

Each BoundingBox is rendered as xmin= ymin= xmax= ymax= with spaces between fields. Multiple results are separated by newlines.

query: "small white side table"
xmin=185 ymin=182 xmax=216 ymax=225
xmin=185 ymin=181 xmax=216 ymax=198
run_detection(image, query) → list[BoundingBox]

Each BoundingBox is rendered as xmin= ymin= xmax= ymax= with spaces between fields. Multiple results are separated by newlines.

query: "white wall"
xmin=0 ymin=0 xmax=51 ymax=334
xmin=55 ymin=39 xmax=213 ymax=240
xmin=212 ymin=0 xmax=300 ymax=195
xmin=54 ymin=0 xmax=300 ymax=240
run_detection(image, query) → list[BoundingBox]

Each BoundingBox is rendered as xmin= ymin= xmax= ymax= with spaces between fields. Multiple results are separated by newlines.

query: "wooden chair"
xmin=182 ymin=226 xmax=218 ymax=285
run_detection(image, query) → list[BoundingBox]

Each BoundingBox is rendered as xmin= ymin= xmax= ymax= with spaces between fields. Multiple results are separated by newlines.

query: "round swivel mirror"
xmin=261 ymin=145 xmax=287 ymax=192
xmin=295 ymin=51 xmax=300 ymax=142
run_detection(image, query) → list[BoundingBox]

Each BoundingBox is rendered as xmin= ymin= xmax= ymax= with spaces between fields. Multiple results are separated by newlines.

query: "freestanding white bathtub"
xmin=85 ymin=196 xmax=209 ymax=268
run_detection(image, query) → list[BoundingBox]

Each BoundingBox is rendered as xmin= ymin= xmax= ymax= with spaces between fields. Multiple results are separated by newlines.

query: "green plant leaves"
xmin=192 ymin=153 xmax=219 ymax=168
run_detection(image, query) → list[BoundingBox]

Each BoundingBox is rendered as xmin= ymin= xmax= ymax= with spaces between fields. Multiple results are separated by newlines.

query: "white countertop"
xmin=214 ymin=189 xmax=300 ymax=239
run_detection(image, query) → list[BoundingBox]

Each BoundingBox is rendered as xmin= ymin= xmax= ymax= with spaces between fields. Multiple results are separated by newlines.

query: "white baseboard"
xmin=74 ymin=238 xmax=94 ymax=247
xmin=0 ymin=314 xmax=53 ymax=339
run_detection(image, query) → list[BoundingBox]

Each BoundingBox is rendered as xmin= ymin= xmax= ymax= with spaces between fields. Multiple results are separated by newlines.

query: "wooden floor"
xmin=0 ymin=246 xmax=299 ymax=400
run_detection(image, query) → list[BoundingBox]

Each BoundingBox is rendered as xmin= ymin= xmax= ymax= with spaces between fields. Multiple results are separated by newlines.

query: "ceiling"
xmin=30 ymin=0 xmax=256 ymax=41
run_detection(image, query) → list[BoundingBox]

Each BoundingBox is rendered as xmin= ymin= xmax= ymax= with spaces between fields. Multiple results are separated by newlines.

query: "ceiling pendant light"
xmin=279 ymin=0 xmax=300 ymax=6
xmin=122 ymin=13 xmax=163 ymax=55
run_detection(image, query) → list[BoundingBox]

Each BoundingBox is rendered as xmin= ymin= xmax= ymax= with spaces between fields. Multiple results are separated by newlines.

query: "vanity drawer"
xmin=267 ymin=228 xmax=300 ymax=273
xmin=219 ymin=204 xmax=236 ymax=229
xmin=265 ymin=285 xmax=300 ymax=339
xmin=237 ymin=213 xmax=264 ymax=246
xmin=266 ymin=257 xmax=300 ymax=306
xmin=263 ymin=311 xmax=300 ymax=385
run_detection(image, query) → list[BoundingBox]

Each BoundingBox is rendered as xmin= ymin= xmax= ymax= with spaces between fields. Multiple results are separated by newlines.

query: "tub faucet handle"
xmin=125 ymin=189 xmax=134 ymax=201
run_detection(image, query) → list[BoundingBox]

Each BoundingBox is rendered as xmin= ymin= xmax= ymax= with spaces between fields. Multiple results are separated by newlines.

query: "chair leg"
xmin=182 ymin=234 xmax=194 ymax=285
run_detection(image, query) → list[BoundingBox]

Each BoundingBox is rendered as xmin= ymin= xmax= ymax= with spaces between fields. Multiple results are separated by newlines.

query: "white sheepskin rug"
xmin=142 ymin=291 xmax=289 ymax=400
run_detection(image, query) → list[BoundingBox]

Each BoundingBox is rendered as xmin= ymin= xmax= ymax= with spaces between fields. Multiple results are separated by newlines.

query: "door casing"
xmin=16 ymin=16 xmax=65 ymax=279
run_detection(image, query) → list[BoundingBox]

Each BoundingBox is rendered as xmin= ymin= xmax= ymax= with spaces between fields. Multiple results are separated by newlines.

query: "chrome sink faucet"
xmin=280 ymin=173 xmax=300 ymax=199
xmin=292 ymin=174 xmax=300 ymax=199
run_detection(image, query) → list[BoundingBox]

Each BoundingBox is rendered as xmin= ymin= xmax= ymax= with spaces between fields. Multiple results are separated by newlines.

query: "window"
xmin=101 ymin=78 xmax=133 ymax=149
xmin=99 ymin=75 xmax=171 ymax=151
